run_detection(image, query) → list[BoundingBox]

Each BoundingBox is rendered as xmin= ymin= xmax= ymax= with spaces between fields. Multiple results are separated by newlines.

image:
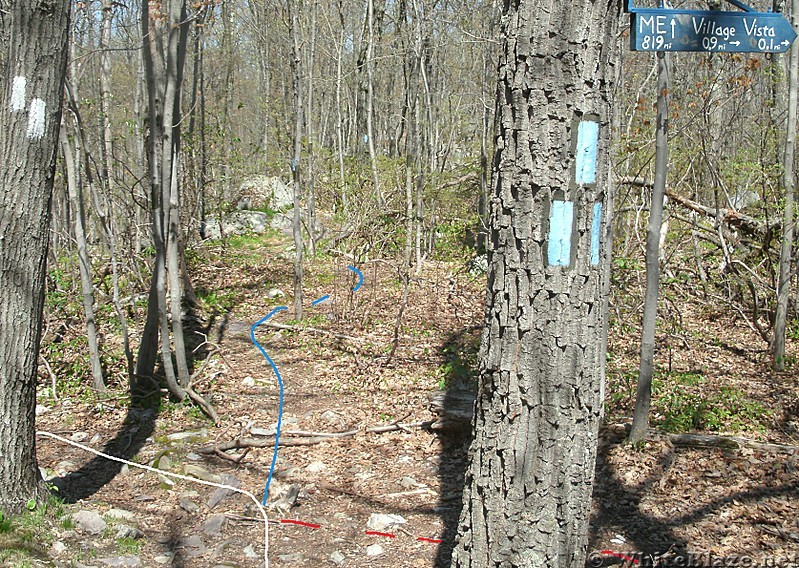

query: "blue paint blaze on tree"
xmin=547 ymin=200 xmax=574 ymax=266
xmin=591 ymin=202 xmax=603 ymax=265
xmin=575 ymin=121 xmax=599 ymax=185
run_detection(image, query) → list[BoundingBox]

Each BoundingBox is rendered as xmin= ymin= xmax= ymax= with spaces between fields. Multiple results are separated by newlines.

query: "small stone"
xmin=400 ymin=476 xmax=419 ymax=489
xmin=186 ymin=452 xmax=203 ymax=461
xmin=242 ymin=376 xmax=256 ymax=387
xmin=166 ymin=429 xmax=209 ymax=443
xmin=51 ymin=541 xmax=67 ymax=555
xmin=181 ymin=535 xmax=206 ymax=558
xmin=365 ymin=544 xmax=384 ymax=557
xmin=306 ymin=460 xmax=326 ymax=473
xmin=73 ymin=510 xmax=107 ymax=535
xmin=208 ymin=475 xmax=240 ymax=510
xmin=266 ymin=288 xmax=285 ymax=299
xmin=155 ymin=454 xmax=172 ymax=471
xmin=96 ymin=556 xmax=142 ymax=567
xmin=158 ymin=474 xmax=175 ymax=488
xmin=321 ymin=410 xmax=345 ymax=427
xmin=180 ymin=498 xmax=200 ymax=513
xmin=366 ymin=513 xmax=406 ymax=531
xmin=243 ymin=544 xmax=258 ymax=558
xmin=90 ymin=433 xmax=102 ymax=445
xmin=278 ymin=553 xmax=304 ymax=562
xmin=70 ymin=432 xmax=90 ymax=442
xmin=115 ymin=525 xmax=143 ymax=540
xmin=330 ymin=550 xmax=346 ymax=565
xmin=104 ymin=509 xmax=136 ymax=522
xmin=35 ymin=404 xmax=51 ymax=416
xmin=202 ymin=515 xmax=227 ymax=536
xmin=183 ymin=464 xmax=221 ymax=483
xmin=154 ymin=554 xmax=174 ymax=565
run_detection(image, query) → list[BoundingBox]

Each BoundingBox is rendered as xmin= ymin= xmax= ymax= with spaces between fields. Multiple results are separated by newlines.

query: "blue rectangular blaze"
xmin=591 ymin=202 xmax=602 ymax=266
xmin=548 ymin=200 xmax=574 ymax=267
xmin=575 ymin=120 xmax=599 ymax=185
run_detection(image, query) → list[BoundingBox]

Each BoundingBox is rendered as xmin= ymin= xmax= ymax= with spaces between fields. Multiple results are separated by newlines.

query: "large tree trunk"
xmin=451 ymin=0 xmax=620 ymax=564
xmin=0 ymin=0 xmax=71 ymax=514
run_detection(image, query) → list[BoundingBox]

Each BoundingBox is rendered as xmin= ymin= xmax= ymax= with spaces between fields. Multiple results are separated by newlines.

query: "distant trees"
xmin=0 ymin=0 xmax=71 ymax=514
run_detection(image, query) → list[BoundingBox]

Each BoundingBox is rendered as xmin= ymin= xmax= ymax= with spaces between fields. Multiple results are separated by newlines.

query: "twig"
xmin=39 ymin=354 xmax=59 ymax=401
xmin=214 ymin=446 xmax=251 ymax=464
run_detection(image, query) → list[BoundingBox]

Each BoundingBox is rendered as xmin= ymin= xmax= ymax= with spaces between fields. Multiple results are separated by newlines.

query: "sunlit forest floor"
xmin=7 ymin=229 xmax=799 ymax=567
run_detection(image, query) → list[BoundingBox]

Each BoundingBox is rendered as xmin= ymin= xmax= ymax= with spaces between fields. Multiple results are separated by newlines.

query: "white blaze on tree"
xmin=10 ymin=76 xmax=26 ymax=111
xmin=451 ymin=0 xmax=621 ymax=565
xmin=27 ymin=98 xmax=46 ymax=139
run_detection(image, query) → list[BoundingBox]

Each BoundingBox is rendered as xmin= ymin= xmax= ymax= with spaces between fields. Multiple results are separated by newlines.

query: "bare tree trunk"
xmin=630 ymin=51 xmax=669 ymax=444
xmin=773 ymin=0 xmax=798 ymax=371
xmin=365 ymin=0 xmax=383 ymax=207
xmin=335 ymin=24 xmax=348 ymax=214
xmin=306 ymin=0 xmax=318 ymax=256
xmin=60 ymin=121 xmax=106 ymax=393
xmin=221 ymin=0 xmax=234 ymax=202
xmin=289 ymin=0 xmax=305 ymax=320
xmin=139 ymin=0 xmax=185 ymax=400
xmin=99 ymin=0 xmax=114 ymax=194
xmin=163 ymin=0 xmax=192 ymax=387
xmin=0 ymin=0 xmax=71 ymax=514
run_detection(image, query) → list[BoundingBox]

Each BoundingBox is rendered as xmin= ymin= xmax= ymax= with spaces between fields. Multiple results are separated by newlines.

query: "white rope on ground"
xmin=36 ymin=430 xmax=269 ymax=568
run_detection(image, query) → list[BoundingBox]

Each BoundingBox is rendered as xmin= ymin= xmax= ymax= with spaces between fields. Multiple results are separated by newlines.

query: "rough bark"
xmin=450 ymin=0 xmax=620 ymax=565
xmin=0 ymin=0 xmax=71 ymax=514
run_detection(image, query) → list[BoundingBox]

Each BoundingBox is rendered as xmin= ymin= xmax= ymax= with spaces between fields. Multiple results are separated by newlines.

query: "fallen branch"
xmin=620 ymin=177 xmax=777 ymax=239
xmin=198 ymin=420 xmax=434 ymax=454
xmin=667 ymin=433 xmax=798 ymax=454
xmin=602 ymin=424 xmax=799 ymax=454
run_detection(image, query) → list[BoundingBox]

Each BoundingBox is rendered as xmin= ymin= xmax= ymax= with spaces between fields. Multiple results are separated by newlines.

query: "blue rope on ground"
xmin=250 ymin=306 xmax=288 ymax=505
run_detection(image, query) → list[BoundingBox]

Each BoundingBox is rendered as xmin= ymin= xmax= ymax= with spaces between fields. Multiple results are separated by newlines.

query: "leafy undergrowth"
xmin=13 ymin=230 xmax=799 ymax=567
xmin=0 ymin=498 xmax=73 ymax=567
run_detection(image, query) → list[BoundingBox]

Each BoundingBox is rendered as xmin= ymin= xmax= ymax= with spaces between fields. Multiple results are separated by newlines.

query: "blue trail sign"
xmin=631 ymin=9 xmax=796 ymax=53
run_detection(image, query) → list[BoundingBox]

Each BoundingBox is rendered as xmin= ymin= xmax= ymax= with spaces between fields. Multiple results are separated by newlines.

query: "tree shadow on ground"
xmin=50 ymin=400 xmax=159 ymax=504
xmin=50 ymin=307 xmax=222 ymax=504
xmin=588 ymin=426 xmax=799 ymax=566
xmin=432 ymin=326 xmax=480 ymax=567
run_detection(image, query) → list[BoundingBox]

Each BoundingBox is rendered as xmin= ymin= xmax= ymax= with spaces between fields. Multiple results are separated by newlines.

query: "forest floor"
xmin=11 ymin=229 xmax=799 ymax=567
